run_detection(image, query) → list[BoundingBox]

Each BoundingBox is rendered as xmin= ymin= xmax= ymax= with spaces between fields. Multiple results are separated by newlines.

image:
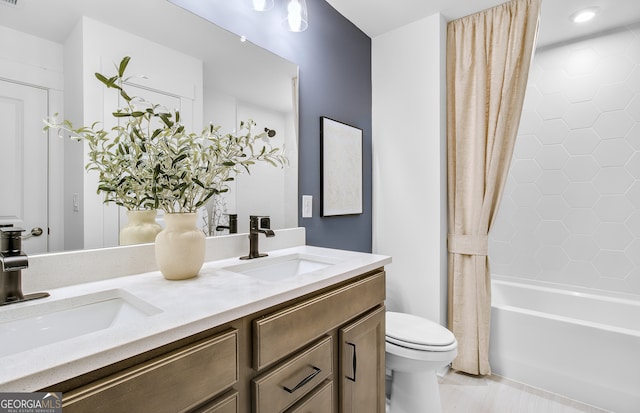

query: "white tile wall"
xmin=490 ymin=22 xmax=640 ymax=295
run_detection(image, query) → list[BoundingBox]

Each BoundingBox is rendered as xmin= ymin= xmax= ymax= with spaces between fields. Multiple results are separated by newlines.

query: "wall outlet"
xmin=302 ymin=195 xmax=312 ymax=218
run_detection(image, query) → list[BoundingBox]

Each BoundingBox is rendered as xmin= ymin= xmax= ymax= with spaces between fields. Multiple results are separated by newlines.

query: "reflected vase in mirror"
xmin=119 ymin=210 xmax=162 ymax=246
xmin=155 ymin=213 xmax=205 ymax=280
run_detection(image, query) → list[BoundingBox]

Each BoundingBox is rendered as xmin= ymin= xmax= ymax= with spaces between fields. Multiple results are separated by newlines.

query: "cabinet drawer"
xmin=63 ymin=329 xmax=238 ymax=413
xmin=254 ymin=270 xmax=385 ymax=369
xmin=253 ymin=336 xmax=333 ymax=413
xmin=285 ymin=380 xmax=333 ymax=413
xmin=193 ymin=390 xmax=238 ymax=413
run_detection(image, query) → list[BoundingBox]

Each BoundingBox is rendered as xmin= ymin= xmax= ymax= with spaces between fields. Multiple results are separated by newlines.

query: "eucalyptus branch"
xmin=44 ymin=56 xmax=287 ymax=214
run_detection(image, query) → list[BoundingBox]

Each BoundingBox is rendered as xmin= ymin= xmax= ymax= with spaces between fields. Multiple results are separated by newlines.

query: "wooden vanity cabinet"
xmin=252 ymin=270 xmax=386 ymax=412
xmin=43 ymin=268 xmax=386 ymax=413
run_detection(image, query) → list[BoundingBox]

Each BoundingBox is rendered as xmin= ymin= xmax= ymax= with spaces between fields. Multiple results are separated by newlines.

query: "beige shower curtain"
xmin=446 ymin=0 xmax=541 ymax=375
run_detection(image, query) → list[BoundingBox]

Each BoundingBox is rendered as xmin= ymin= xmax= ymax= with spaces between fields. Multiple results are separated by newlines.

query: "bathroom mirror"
xmin=0 ymin=0 xmax=298 ymax=254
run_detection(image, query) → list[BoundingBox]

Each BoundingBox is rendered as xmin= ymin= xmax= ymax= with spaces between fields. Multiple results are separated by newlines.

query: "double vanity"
xmin=0 ymin=228 xmax=390 ymax=412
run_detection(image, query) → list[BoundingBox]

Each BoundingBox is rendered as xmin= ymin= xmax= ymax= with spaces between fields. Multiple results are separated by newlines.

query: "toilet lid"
xmin=386 ymin=311 xmax=456 ymax=347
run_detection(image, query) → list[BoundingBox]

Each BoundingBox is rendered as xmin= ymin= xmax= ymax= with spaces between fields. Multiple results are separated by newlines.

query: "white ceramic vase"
xmin=155 ymin=212 xmax=205 ymax=280
xmin=119 ymin=210 xmax=163 ymax=246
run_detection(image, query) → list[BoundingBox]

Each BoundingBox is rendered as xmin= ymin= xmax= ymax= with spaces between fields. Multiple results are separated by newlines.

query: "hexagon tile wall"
xmin=489 ymin=22 xmax=640 ymax=296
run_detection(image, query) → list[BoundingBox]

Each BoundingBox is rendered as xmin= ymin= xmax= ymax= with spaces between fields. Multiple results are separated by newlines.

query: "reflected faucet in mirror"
xmin=240 ymin=216 xmax=275 ymax=260
xmin=215 ymin=214 xmax=238 ymax=234
xmin=0 ymin=226 xmax=49 ymax=306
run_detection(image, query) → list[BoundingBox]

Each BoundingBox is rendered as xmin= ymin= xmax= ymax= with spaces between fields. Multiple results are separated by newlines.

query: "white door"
xmin=0 ymin=80 xmax=48 ymax=254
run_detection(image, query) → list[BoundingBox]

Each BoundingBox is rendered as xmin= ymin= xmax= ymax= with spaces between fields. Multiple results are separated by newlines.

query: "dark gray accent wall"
xmin=172 ymin=0 xmax=372 ymax=252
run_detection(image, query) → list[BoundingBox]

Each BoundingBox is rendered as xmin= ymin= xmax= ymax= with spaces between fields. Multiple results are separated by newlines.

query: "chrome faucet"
xmin=0 ymin=226 xmax=49 ymax=306
xmin=240 ymin=216 xmax=275 ymax=260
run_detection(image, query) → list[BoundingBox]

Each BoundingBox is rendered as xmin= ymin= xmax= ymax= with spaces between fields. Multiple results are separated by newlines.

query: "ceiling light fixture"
xmin=283 ymin=0 xmax=308 ymax=32
xmin=571 ymin=7 xmax=599 ymax=24
xmin=250 ymin=0 xmax=274 ymax=12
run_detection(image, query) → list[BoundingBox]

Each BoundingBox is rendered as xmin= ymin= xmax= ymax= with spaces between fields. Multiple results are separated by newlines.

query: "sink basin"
xmin=0 ymin=289 xmax=161 ymax=358
xmin=222 ymin=253 xmax=342 ymax=282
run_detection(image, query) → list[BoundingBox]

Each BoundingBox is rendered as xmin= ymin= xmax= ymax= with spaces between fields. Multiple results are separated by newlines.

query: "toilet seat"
xmin=386 ymin=311 xmax=456 ymax=352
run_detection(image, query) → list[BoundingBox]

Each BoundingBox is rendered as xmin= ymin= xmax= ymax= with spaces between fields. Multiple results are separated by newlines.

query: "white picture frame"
xmin=320 ymin=116 xmax=363 ymax=216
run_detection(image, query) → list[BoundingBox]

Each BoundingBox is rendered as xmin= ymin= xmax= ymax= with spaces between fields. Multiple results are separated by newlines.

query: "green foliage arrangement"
xmin=44 ymin=56 xmax=287 ymax=213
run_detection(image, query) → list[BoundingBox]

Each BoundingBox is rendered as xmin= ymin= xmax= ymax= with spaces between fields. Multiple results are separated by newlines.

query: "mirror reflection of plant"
xmin=202 ymin=194 xmax=227 ymax=236
xmin=149 ymin=116 xmax=286 ymax=213
xmin=44 ymin=56 xmax=287 ymax=214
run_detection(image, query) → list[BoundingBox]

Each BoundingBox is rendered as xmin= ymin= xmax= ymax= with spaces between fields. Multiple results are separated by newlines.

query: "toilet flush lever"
xmin=346 ymin=342 xmax=357 ymax=382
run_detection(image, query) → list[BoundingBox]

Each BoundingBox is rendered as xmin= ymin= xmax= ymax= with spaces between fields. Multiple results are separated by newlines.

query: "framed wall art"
xmin=320 ymin=116 xmax=363 ymax=216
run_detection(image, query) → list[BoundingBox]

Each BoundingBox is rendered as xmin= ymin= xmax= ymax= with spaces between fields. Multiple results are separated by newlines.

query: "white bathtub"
xmin=490 ymin=276 xmax=640 ymax=413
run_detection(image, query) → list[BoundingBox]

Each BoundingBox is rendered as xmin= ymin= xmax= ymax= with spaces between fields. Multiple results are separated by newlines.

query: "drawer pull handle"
xmin=346 ymin=342 xmax=357 ymax=382
xmin=283 ymin=366 xmax=322 ymax=394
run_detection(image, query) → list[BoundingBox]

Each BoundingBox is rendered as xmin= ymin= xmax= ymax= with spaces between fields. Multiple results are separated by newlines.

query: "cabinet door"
xmin=339 ymin=306 xmax=385 ymax=413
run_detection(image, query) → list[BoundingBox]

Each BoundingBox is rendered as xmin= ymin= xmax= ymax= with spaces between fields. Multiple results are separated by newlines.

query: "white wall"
xmin=0 ymin=26 xmax=63 ymax=89
xmin=372 ymin=14 xmax=448 ymax=324
xmin=490 ymin=23 xmax=640 ymax=297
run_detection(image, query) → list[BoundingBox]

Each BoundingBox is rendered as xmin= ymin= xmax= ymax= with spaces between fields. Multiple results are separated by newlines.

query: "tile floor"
xmin=438 ymin=370 xmax=610 ymax=413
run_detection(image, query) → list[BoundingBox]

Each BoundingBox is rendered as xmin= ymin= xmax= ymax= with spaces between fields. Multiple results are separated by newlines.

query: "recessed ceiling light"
xmin=571 ymin=7 xmax=600 ymax=24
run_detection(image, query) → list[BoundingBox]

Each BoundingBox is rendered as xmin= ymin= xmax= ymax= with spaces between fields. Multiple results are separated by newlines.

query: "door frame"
xmin=0 ymin=58 xmax=65 ymax=253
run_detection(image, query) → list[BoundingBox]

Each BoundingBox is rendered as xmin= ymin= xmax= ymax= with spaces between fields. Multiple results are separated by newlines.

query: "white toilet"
xmin=386 ymin=311 xmax=458 ymax=413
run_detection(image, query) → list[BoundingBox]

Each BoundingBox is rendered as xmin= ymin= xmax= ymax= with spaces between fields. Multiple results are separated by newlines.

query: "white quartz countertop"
xmin=0 ymin=245 xmax=390 ymax=391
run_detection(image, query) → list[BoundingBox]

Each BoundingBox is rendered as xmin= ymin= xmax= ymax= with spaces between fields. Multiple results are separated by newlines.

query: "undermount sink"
xmin=222 ymin=253 xmax=342 ymax=282
xmin=0 ymin=289 xmax=161 ymax=358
